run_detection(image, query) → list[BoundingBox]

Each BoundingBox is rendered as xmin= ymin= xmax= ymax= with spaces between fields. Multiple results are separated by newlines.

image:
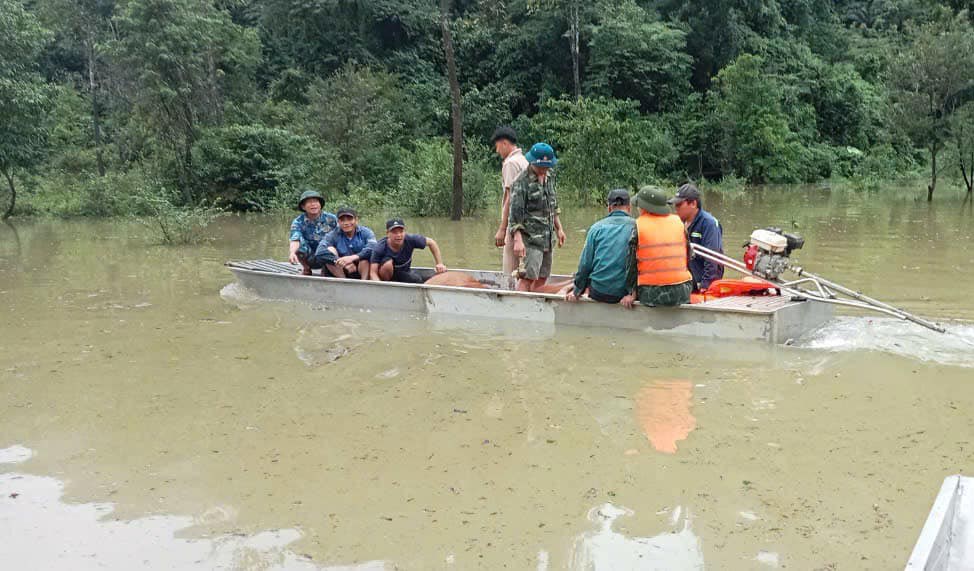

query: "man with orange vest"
xmin=632 ymin=186 xmax=694 ymax=307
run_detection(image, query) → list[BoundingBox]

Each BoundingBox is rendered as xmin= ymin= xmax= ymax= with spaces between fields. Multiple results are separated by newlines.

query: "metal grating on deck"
xmin=227 ymin=259 xmax=302 ymax=274
xmin=696 ymin=295 xmax=797 ymax=313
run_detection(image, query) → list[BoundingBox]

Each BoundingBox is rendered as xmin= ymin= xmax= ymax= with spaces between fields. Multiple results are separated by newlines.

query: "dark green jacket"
xmin=573 ymin=210 xmax=637 ymax=298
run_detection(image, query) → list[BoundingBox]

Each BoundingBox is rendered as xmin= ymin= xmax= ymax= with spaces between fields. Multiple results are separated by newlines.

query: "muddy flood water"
xmin=2 ymin=187 xmax=974 ymax=570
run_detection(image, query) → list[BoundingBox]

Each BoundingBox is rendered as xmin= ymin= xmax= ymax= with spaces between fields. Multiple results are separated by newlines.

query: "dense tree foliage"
xmin=6 ymin=0 xmax=974 ymax=217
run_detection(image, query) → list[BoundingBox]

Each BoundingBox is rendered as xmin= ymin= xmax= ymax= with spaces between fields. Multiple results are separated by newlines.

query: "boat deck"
xmin=226 ymin=260 xmax=834 ymax=343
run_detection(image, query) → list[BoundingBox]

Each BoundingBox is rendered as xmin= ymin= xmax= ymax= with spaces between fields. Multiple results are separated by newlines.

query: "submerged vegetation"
xmin=2 ymin=0 xmax=974 ymax=220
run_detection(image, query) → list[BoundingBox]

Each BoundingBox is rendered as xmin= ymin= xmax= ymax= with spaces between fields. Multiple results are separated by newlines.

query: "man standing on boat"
xmin=632 ymin=186 xmax=694 ymax=306
xmin=509 ymin=142 xmax=567 ymax=292
xmin=491 ymin=126 xmax=529 ymax=276
xmin=288 ymin=190 xmax=337 ymax=276
xmin=369 ymin=218 xmax=447 ymax=284
xmin=669 ymin=184 xmax=724 ymax=292
xmin=566 ymin=189 xmax=637 ymax=307
xmin=316 ymin=207 xmax=377 ymax=280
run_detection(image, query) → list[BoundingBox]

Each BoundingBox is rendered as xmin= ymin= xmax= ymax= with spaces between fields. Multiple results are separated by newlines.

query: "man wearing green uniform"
xmin=508 ymin=142 xmax=567 ymax=292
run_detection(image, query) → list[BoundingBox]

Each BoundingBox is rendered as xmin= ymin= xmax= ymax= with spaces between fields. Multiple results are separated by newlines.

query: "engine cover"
xmin=752 ymin=252 xmax=790 ymax=280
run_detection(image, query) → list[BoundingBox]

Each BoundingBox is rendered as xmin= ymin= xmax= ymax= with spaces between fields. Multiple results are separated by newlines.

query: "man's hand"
xmin=435 ymin=263 xmax=447 ymax=274
xmin=494 ymin=228 xmax=506 ymax=248
xmin=289 ymin=251 xmax=300 ymax=265
xmin=556 ymin=227 xmax=567 ymax=247
xmin=337 ymin=255 xmax=357 ymax=270
xmin=620 ymin=294 xmax=636 ymax=309
xmin=512 ymin=234 xmax=526 ymax=258
xmin=565 ymin=291 xmax=579 ymax=302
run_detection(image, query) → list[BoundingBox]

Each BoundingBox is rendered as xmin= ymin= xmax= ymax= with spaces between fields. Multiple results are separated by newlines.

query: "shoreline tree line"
xmin=2 ymin=0 xmax=974 ymax=221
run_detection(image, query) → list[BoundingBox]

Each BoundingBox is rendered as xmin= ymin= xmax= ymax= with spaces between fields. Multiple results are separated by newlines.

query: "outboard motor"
xmin=743 ymin=227 xmax=805 ymax=280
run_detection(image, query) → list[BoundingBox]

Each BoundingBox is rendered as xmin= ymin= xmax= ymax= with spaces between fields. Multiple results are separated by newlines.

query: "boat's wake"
xmin=798 ymin=317 xmax=974 ymax=368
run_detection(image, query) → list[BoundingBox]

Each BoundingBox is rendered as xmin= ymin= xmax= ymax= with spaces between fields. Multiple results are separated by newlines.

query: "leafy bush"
xmin=519 ymin=97 xmax=676 ymax=203
xmin=22 ymin=169 xmax=150 ymax=217
xmin=392 ymin=138 xmax=493 ymax=217
xmin=136 ymin=187 xmax=225 ymax=245
xmin=191 ymin=124 xmax=339 ymax=211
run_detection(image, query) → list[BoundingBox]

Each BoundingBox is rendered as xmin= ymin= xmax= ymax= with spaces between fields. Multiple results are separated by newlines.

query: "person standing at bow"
xmin=508 ymin=142 xmax=567 ymax=292
xmin=632 ymin=186 xmax=694 ymax=307
xmin=491 ymin=126 xmax=529 ymax=276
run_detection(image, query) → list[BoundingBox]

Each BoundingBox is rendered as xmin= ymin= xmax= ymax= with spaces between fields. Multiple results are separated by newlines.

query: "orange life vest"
xmin=636 ymin=213 xmax=693 ymax=286
xmin=704 ymin=278 xmax=778 ymax=298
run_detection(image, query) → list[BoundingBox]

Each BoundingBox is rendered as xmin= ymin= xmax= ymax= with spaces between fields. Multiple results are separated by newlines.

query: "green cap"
xmin=634 ymin=185 xmax=672 ymax=215
xmin=297 ymin=190 xmax=324 ymax=212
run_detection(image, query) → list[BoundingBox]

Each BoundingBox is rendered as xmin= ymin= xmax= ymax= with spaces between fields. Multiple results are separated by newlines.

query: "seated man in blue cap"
xmin=369 ymin=218 xmax=447 ymax=283
xmin=509 ymin=142 xmax=567 ymax=292
xmin=669 ymin=183 xmax=724 ymax=292
xmin=315 ymin=207 xmax=377 ymax=280
xmin=288 ymin=190 xmax=337 ymax=276
xmin=566 ymin=188 xmax=638 ymax=307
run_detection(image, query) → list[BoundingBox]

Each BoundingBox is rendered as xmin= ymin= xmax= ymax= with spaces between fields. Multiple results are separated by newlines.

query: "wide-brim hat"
xmin=297 ymin=190 xmax=324 ymax=212
xmin=525 ymin=142 xmax=557 ymax=168
xmin=635 ymin=185 xmax=673 ymax=215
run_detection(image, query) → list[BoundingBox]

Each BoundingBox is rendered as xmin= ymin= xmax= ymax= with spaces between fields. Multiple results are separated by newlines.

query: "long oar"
xmin=691 ymin=244 xmax=947 ymax=334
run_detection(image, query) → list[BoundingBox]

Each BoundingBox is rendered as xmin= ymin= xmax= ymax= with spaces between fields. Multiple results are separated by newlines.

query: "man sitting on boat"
xmin=509 ymin=142 xmax=567 ymax=292
xmin=632 ymin=186 xmax=694 ymax=307
xmin=316 ymin=207 xmax=377 ymax=280
xmin=288 ymin=190 xmax=338 ymax=276
xmin=566 ymin=188 xmax=637 ymax=307
xmin=369 ymin=218 xmax=447 ymax=284
xmin=669 ymin=184 xmax=724 ymax=292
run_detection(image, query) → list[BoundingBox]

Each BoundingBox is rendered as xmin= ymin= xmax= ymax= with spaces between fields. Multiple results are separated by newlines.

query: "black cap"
xmin=668 ymin=183 xmax=701 ymax=205
xmin=490 ymin=126 xmax=517 ymax=144
xmin=386 ymin=217 xmax=406 ymax=231
xmin=606 ymin=188 xmax=630 ymax=206
xmin=336 ymin=206 xmax=357 ymax=218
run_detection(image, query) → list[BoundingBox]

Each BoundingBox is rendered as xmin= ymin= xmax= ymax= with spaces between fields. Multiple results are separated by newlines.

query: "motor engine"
xmin=743 ymin=227 xmax=805 ymax=280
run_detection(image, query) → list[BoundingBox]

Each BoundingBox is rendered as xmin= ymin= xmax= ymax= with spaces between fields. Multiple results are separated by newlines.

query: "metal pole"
xmin=690 ymin=244 xmax=947 ymax=334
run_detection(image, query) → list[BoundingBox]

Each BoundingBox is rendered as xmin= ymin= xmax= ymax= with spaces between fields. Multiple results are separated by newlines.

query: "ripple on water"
xmin=798 ymin=317 xmax=974 ymax=368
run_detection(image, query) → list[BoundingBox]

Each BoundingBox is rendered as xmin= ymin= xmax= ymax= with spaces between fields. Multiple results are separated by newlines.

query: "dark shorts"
xmin=517 ymin=247 xmax=552 ymax=280
xmin=392 ymin=268 xmax=425 ymax=284
xmin=297 ymin=249 xmax=324 ymax=269
xmin=637 ymin=281 xmax=693 ymax=307
xmin=589 ymin=287 xmax=624 ymax=304
xmin=314 ymin=247 xmax=338 ymax=266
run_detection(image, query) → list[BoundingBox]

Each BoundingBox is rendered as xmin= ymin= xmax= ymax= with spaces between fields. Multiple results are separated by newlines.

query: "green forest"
xmin=3 ymin=0 xmax=974 ymax=221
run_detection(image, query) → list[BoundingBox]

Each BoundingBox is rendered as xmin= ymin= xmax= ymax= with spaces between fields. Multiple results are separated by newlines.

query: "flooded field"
xmin=2 ymin=186 xmax=974 ymax=569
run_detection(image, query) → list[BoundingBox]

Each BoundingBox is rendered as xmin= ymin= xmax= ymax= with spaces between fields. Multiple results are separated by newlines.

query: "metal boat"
xmin=907 ymin=476 xmax=974 ymax=570
xmin=226 ymin=260 xmax=834 ymax=343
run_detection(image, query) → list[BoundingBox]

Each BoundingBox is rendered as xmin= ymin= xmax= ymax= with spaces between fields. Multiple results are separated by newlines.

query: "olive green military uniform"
xmin=508 ymin=168 xmax=559 ymax=280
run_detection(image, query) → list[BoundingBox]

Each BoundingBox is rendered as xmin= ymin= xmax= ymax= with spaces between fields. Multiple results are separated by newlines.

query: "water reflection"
xmin=569 ymin=503 xmax=704 ymax=570
xmin=634 ymin=380 xmax=697 ymax=454
xmin=0 ymin=447 xmax=388 ymax=571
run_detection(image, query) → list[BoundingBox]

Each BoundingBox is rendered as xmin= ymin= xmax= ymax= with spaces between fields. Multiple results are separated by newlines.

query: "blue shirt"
xmin=686 ymin=209 xmax=724 ymax=290
xmin=370 ymin=234 xmax=427 ymax=271
xmin=289 ymin=212 xmax=338 ymax=253
xmin=322 ymin=225 xmax=377 ymax=259
xmin=573 ymin=210 xmax=637 ymax=298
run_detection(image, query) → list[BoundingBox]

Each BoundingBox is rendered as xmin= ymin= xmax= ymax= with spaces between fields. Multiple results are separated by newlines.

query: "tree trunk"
xmin=2 ymin=168 xmax=16 ymax=219
xmin=570 ymin=1 xmax=581 ymax=100
xmin=440 ymin=0 xmax=464 ymax=220
xmin=928 ymin=146 xmax=937 ymax=202
xmin=963 ymin=151 xmax=973 ymax=194
xmin=87 ymin=37 xmax=106 ymax=177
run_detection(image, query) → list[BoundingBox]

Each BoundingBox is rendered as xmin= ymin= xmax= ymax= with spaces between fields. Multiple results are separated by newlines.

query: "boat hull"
xmin=226 ymin=261 xmax=833 ymax=344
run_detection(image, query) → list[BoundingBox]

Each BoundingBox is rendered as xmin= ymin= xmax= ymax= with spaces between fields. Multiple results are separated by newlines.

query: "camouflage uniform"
xmin=508 ymin=168 xmax=559 ymax=279
xmin=289 ymin=212 xmax=338 ymax=267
